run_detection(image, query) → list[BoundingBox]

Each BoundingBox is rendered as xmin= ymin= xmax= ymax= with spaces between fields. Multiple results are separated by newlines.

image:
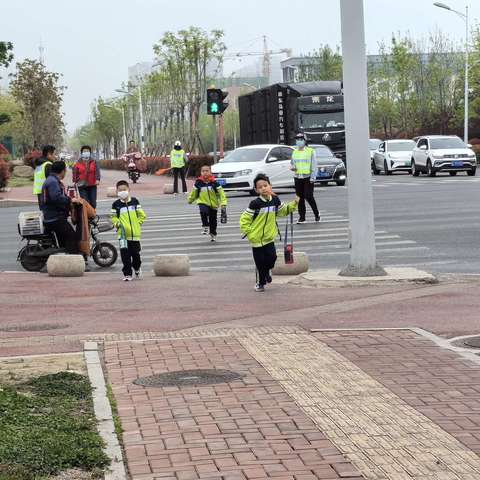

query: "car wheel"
xmin=384 ymin=160 xmax=392 ymax=175
xmin=336 ymin=180 xmax=346 ymax=186
xmin=449 ymin=171 xmax=457 ymax=176
xmin=427 ymin=160 xmax=436 ymax=177
xmin=372 ymin=160 xmax=379 ymax=175
xmin=411 ymin=160 xmax=420 ymax=177
xmin=467 ymin=168 xmax=476 ymax=176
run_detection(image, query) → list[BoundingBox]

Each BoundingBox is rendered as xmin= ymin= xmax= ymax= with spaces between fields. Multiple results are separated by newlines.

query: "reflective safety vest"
xmin=170 ymin=149 xmax=186 ymax=168
xmin=291 ymin=147 xmax=314 ymax=175
xmin=33 ymin=161 xmax=52 ymax=195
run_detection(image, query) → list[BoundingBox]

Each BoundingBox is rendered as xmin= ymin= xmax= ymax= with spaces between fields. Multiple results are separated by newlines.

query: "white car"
xmin=372 ymin=139 xmax=416 ymax=175
xmin=211 ymin=144 xmax=294 ymax=194
xmin=411 ymin=135 xmax=477 ymax=177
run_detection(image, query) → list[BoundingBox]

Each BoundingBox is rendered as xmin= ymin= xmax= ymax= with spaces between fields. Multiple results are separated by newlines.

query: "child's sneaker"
xmin=202 ymin=227 xmax=209 ymax=235
xmin=210 ymin=234 xmax=217 ymax=242
xmin=123 ymin=275 xmax=133 ymax=282
xmin=134 ymin=269 xmax=142 ymax=280
xmin=315 ymin=215 xmax=321 ymax=223
xmin=255 ymin=283 xmax=265 ymax=292
xmin=296 ymin=218 xmax=306 ymax=224
xmin=266 ymin=272 xmax=272 ymax=284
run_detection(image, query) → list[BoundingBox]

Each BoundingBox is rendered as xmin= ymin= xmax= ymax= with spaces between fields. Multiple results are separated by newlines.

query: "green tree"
xmin=10 ymin=59 xmax=65 ymax=148
xmin=297 ymin=45 xmax=343 ymax=82
xmin=0 ymin=42 xmax=13 ymax=69
xmin=0 ymin=94 xmax=30 ymax=152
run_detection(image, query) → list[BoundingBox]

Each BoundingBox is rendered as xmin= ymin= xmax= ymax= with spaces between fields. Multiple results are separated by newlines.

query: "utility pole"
xmin=219 ymin=114 xmax=225 ymax=159
xmin=138 ymin=85 xmax=145 ymax=154
xmin=213 ymin=116 xmax=218 ymax=163
xmin=121 ymin=105 xmax=127 ymax=153
xmin=339 ymin=0 xmax=385 ymax=277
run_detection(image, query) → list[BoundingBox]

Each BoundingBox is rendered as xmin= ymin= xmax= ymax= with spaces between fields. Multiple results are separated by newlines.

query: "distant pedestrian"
xmin=110 ymin=180 xmax=147 ymax=281
xmin=73 ymin=145 xmax=101 ymax=209
xmin=291 ymin=132 xmax=320 ymax=224
xmin=240 ymin=173 xmax=298 ymax=292
xmin=188 ymin=165 xmax=228 ymax=242
xmin=33 ymin=145 xmax=56 ymax=207
xmin=170 ymin=140 xmax=188 ymax=195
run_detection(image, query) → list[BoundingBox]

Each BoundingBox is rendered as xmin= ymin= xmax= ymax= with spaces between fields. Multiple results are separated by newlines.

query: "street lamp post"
xmin=434 ymin=2 xmax=469 ymax=143
xmin=105 ymin=103 xmax=128 ymax=153
xmin=116 ymin=86 xmax=146 ymax=154
xmin=339 ymin=0 xmax=385 ymax=277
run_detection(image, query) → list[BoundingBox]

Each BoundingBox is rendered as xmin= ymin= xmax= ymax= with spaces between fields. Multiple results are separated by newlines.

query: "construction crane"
xmin=224 ymin=36 xmax=292 ymax=81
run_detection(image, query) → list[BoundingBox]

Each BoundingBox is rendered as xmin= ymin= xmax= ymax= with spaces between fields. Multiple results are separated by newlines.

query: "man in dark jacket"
xmin=41 ymin=160 xmax=81 ymax=254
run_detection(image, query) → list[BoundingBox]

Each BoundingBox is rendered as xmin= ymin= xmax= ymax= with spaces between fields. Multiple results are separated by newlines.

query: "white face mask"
xmin=81 ymin=151 xmax=90 ymax=159
xmin=118 ymin=190 xmax=129 ymax=200
xmin=296 ymin=139 xmax=306 ymax=148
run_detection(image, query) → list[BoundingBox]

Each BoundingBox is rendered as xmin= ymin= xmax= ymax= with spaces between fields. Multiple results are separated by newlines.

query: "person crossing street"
xmin=170 ymin=140 xmax=188 ymax=195
xmin=291 ymin=133 xmax=320 ymax=224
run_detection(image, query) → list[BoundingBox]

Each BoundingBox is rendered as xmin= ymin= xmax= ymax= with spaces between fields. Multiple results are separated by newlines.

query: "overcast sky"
xmin=2 ymin=0 xmax=479 ymax=133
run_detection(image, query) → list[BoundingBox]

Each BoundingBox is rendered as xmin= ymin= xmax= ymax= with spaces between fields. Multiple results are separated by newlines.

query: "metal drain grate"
xmin=0 ymin=323 xmax=69 ymax=332
xmin=133 ymin=369 xmax=244 ymax=387
xmin=464 ymin=336 xmax=480 ymax=348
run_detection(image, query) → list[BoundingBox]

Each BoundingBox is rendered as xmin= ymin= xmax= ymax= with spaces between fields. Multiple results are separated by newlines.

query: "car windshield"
xmin=369 ymin=139 xmax=381 ymax=150
xmin=313 ymin=146 xmax=334 ymax=158
xmin=300 ymin=112 xmax=345 ymax=129
xmin=430 ymin=137 xmax=466 ymax=149
xmin=220 ymin=148 xmax=269 ymax=163
xmin=388 ymin=141 xmax=416 ymax=152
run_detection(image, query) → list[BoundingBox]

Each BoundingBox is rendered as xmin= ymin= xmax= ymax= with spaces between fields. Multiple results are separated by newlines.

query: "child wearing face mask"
xmin=111 ymin=180 xmax=147 ymax=281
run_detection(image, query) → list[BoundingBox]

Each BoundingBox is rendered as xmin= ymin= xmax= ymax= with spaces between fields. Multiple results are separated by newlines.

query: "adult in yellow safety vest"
xmin=170 ymin=140 xmax=188 ymax=195
xmin=33 ymin=145 xmax=56 ymax=208
xmin=290 ymin=133 xmax=320 ymax=224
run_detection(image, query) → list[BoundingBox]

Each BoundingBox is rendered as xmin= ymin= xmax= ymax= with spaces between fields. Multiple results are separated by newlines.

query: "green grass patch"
xmin=0 ymin=371 xmax=110 ymax=479
xmin=106 ymin=384 xmax=123 ymax=439
xmin=8 ymin=177 xmax=33 ymax=188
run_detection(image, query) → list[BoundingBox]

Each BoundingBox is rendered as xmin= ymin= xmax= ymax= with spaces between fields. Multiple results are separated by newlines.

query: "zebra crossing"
xmin=372 ymin=176 xmax=480 ymax=187
xmin=101 ymin=205 xmax=427 ymax=272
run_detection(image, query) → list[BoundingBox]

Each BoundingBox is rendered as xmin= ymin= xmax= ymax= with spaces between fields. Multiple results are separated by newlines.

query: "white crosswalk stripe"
xmin=103 ymin=209 xmax=426 ymax=272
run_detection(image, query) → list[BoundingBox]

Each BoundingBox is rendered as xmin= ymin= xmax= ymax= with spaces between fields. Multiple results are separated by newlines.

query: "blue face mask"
xmin=296 ymin=140 xmax=305 ymax=148
xmin=81 ymin=151 xmax=90 ymax=159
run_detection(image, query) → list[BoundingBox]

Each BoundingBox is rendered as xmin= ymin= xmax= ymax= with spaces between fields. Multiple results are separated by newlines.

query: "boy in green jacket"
xmin=111 ymin=180 xmax=147 ymax=281
xmin=188 ymin=165 xmax=228 ymax=242
xmin=240 ymin=173 xmax=299 ymax=292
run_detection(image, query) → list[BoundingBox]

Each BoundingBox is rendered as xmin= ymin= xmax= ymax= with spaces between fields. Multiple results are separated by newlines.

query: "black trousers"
xmin=78 ymin=186 xmax=97 ymax=209
xmin=120 ymin=240 xmax=141 ymax=276
xmin=37 ymin=194 xmax=42 ymax=208
xmin=199 ymin=204 xmax=217 ymax=236
xmin=172 ymin=167 xmax=187 ymax=193
xmin=294 ymin=177 xmax=319 ymax=220
xmin=44 ymin=218 xmax=78 ymax=254
xmin=252 ymin=242 xmax=277 ymax=286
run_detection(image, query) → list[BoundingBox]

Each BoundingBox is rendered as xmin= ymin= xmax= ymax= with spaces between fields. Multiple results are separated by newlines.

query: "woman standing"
xmin=73 ymin=145 xmax=101 ymax=209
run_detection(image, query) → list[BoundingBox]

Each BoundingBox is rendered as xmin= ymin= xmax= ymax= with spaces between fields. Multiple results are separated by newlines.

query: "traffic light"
xmin=207 ymin=88 xmax=228 ymax=115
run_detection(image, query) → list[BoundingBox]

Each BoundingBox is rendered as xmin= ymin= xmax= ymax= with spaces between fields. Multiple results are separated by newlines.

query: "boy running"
xmin=111 ymin=180 xmax=146 ymax=281
xmin=188 ymin=165 xmax=227 ymax=242
xmin=240 ymin=173 xmax=299 ymax=292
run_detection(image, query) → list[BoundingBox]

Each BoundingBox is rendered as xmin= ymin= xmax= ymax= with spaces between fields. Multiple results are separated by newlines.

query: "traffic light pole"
xmin=213 ymin=115 xmax=218 ymax=163
xmin=219 ymin=114 xmax=225 ymax=159
xmin=339 ymin=0 xmax=385 ymax=277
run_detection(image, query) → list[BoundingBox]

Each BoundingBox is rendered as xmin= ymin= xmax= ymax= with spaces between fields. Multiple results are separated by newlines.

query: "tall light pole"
xmin=116 ymin=87 xmax=146 ymax=153
xmin=434 ymin=2 xmax=469 ymax=143
xmin=339 ymin=0 xmax=385 ymax=277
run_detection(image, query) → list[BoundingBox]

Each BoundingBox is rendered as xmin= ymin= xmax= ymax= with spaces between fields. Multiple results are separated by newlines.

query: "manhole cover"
xmin=0 ymin=323 xmax=68 ymax=332
xmin=464 ymin=336 xmax=480 ymax=348
xmin=133 ymin=369 xmax=244 ymax=387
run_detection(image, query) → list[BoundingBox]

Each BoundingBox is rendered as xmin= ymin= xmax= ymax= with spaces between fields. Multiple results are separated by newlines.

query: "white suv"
xmin=411 ymin=135 xmax=477 ymax=177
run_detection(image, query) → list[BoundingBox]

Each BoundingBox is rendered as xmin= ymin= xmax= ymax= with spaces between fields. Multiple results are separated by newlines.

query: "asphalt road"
xmin=1 ymin=171 xmax=480 ymax=275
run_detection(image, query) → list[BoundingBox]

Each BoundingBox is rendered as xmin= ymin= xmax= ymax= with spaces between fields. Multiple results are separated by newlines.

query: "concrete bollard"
xmin=272 ymin=251 xmax=309 ymax=276
xmin=47 ymin=254 xmax=85 ymax=277
xmin=163 ymin=183 xmax=174 ymax=194
xmin=153 ymin=254 xmax=190 ymax=277
xmin=107 ymin=187 xmax=117 ymax=198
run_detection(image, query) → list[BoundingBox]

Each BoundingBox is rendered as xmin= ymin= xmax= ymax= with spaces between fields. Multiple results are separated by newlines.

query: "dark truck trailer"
xmin=238 ymin=81 xmax=345 ymax=159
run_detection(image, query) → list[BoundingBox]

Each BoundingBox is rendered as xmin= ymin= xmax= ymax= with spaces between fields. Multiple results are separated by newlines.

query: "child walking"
xmin=240 ymin=174 xmax=299 ymax=292
xmin=111 ymin=180 xmax=147 ymax=281
xmin=188 ymin=165 xmax=228 ymax=242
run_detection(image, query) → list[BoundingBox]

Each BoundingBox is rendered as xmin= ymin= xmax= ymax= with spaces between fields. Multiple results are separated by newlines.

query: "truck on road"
xmin=238 ymin=81 xmax=345 ymax=159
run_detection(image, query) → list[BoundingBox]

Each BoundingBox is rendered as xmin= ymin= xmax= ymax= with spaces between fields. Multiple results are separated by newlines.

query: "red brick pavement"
xmin=104 ymin=336 xmax=364 ymax=480
xmin=316 ymin=329 xmax=480 ymax=456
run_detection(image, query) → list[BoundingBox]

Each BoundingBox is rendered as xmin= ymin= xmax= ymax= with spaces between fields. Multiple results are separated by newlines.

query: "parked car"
xmin=372 ymin=139 xmax=416 ymax=175
xmin=311 ymin=144 xmax=347 ymax=186
xmin=411 ymin=136 xmax=477 ymax=177
xmin=369 ymin=139 xmax=381 ymax=159
xmin=211 ymin=144 xmax=295 ymax=194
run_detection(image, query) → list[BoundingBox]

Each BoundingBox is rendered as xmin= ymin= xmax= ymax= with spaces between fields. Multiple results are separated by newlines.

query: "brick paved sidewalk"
xmin=103 ymin=327 xmax=480 ymax=479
